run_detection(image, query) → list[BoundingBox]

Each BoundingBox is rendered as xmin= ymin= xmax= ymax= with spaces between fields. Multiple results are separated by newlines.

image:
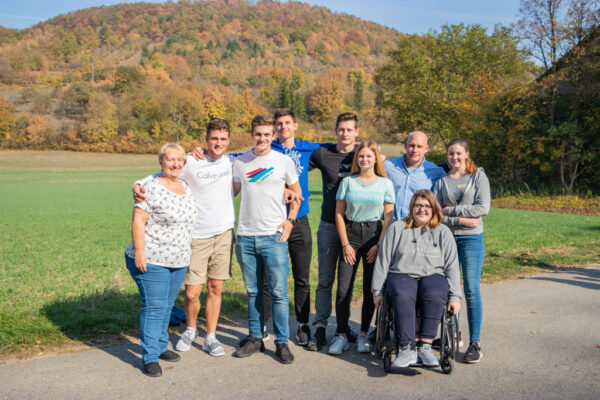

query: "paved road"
xmin=1 ymin=267 xmax=599 ymax=400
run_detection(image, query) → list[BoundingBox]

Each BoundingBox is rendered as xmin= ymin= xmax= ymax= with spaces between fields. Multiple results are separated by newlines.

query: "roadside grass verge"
xmin=0 ymin=151 xmax=598 ymax=358
xmin=492 ymin=195 xmax=600 ymax=216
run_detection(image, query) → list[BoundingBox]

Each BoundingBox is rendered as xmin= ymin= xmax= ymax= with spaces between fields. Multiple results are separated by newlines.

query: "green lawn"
xmin=0 ymin=151 xmax=598 ymax=354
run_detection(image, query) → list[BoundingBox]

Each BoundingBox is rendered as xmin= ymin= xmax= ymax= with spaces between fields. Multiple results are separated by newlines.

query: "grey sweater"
xmin=433 ymin=168 xmax=491 ymax=235
xmin=372 ymin=221 xmax=462 ymax=302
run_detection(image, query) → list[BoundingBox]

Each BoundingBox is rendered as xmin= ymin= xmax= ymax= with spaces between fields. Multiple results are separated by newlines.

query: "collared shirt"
xmin=271 ymin=138 xmax=332 ymax=219
xmin=384 ymin=155 xmax=446 ymax=221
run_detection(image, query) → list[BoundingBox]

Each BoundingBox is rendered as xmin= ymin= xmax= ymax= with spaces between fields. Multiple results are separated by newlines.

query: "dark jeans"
xmin=336 ymin=220 xmax=381 ymax=334
xmin=261 ymin=216 xmax=312 ymax=324
xmin=386 ymin=273 xmax=449 ymax=348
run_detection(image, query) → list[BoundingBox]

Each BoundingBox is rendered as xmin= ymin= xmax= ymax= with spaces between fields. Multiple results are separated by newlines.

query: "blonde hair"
xmin=404 ymin=190 xmax=443 ymax=228
xmin=350 ymin=141 xmax=387 ymax=177
xmin=447 ymin=138 xmax=477 ymax=174
xmin=158 ymin=143 xmax=186 ymax=163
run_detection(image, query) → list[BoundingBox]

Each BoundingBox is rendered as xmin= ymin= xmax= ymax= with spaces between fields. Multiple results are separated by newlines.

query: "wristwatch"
xmin=287 ymin=217 xmax=297 ymax=225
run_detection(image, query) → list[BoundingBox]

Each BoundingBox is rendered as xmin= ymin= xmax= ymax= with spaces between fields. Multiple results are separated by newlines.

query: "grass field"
xmin=1 ymin=150 xmax=599 ymax=357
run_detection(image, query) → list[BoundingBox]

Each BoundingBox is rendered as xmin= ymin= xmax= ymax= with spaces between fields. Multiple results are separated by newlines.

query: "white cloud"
xmin=0 ymin=13 xmax=42 ymax=22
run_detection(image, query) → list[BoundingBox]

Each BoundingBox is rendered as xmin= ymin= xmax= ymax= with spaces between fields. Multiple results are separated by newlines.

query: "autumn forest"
xmin=0 ymin=0 xmax=598 ymax=193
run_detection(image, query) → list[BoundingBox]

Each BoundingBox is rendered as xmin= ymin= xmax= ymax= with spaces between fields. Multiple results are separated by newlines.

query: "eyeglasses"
xmin=413 ymin=204 xmax=432 ymax=210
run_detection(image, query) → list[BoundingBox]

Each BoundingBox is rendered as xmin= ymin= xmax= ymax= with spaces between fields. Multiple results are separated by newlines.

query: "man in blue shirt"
xmin=269 ymin=108 xmax=331 ymax=346
xmin=384 ymin=131 xmax=446 ymax=220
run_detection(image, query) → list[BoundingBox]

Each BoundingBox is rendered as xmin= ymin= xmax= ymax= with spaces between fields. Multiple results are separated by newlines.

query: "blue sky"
xmin=0 ymin=0 xmax=521 ymax=34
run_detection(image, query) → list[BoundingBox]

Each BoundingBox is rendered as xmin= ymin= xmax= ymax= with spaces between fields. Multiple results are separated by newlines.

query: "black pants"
xmin=262 ymin=216 xmax=312 ymax=324
xmin=386 ymin=273 xmax=449 ymax=347
xmin=336 ymin=220 xmax=381 ymax=334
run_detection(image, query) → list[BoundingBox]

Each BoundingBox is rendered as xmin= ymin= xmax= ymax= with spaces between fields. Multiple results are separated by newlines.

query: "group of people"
xmin=124 ymin=109 xmax=491 ymax=377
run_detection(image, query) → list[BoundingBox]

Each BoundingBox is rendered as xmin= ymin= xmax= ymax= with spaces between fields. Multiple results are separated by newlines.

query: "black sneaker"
xmin=234 ymin=337 xmax=265 ymax=358
xmin=463 ymin=342 xmax=483 ymax=364
xmin=296 ymin=324 xmax=311 ymax=346
xmin=275 ymin=343 xmax=295 ymax=364
xmin=158 ymin=350 xmax=181 ymax=362
xmin=143 ymin=362 xmax=162 ymax=377
xmin=345 ymin=328 xmax=358 ymax=343
xmin=238 ymin=327 xmax=269 ymax=347
xmin=307 ymin=327 xmax=326 ymax=351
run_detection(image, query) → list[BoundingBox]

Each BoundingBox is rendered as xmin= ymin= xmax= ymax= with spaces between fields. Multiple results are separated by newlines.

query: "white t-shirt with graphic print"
xmin=232 ymin=150 xmax=298 ymax=236
xmin=125 ymin=179 xmax=197 ymax=268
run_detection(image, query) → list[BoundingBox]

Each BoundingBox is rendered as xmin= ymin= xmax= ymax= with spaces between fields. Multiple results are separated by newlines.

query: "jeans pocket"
xmin=270 ymin=232 xmax=283 ymax=241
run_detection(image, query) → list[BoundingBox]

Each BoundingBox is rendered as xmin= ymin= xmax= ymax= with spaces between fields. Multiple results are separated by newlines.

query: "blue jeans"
xmin=235 ymin=234 xmax=290 ymax=344
xmin=314 ymin=221 xmax=342 ymax=328
xmin=455 ymin=234 xmax=485 ymax=343
xmin=126 ymin=256 xmax=187 ymax=365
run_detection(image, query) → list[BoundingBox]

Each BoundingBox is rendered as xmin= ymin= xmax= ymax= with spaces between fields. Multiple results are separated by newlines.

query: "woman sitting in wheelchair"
xmin=372 ymin=189 xmax=461 ymax=368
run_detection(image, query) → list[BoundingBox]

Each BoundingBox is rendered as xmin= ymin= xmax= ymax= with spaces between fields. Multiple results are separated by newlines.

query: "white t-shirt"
xmin=136 ymin=154 xmax=235 ymax=239
xmin=125 ymin=179 xmax=197 ymax=268
xmin=233 ymin=150 xmax=298 ymax=236
xmin=180 ymin=154 xmax=235 ymax=238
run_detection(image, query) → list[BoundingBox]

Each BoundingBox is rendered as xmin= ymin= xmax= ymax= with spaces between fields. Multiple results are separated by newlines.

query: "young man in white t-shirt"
xmin=232 ymin=115 xmax=301 ymax=364
xmin=133 ymin=118 xmax=235 ymax=357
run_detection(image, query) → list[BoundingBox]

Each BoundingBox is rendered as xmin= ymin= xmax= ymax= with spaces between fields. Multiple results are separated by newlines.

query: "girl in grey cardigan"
xmin=372 ymin=189 xmax=461 ymax=369
xmin=434 ymin=137 xmax=491 ymax=364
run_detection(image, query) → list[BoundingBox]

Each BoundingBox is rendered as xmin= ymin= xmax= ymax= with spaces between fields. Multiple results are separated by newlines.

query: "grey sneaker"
xmin=328 ymin=335 xmax=349 ymax=355
xmin=357 ymin=334 xmax=371 ymax=353
xmin=393 ymin=345 xmax=418 ymax=368
xmin=202 ymin=335 xmax=225 ymax=357
xmin=417 ymin=343 xmax=440 ymax=367
xmin=175 ymin=327 xmax=198 ymax=352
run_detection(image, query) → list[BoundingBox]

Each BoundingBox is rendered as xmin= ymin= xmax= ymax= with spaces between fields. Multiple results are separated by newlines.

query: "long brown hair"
xmin=404 ymin=190 xmax=443 ymax=228
xmin=350 ymin=141 xmax=387 ymax=177
xmin=447 ymin=138 xmax=477 ymax=174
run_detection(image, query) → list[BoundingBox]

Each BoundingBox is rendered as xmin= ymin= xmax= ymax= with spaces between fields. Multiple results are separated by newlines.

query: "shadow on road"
xmin=528 ymin=267 xmax=600 ymax=290
xmin=41 ymin=288 xmax=250 ymax=371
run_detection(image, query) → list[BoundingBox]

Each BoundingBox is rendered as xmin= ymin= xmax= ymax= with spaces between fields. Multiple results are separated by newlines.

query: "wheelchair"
xmin=375 ymin=288 xmax=460 ymax=374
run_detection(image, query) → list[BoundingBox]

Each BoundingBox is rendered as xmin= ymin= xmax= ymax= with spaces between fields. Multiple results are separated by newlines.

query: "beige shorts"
xmin=184 ymin=229 xmax=234 ymax=286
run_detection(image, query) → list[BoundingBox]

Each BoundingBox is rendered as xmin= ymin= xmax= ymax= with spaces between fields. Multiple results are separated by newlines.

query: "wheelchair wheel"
xmin=441 ymin=356 xmax=453 ymax=374
xmin=383 ymin=352 xmax=392 ymax=373
xmin=375 ymin=293 xmax=394 ymax=358
xmin=451 ymin=315 xmax=460 ymax=359
xmin=375 ymin=303 xmax=387 ymax=357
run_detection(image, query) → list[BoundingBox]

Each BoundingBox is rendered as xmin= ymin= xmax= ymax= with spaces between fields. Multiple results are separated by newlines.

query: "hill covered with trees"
xmin=0 ymin=0 xmax=401 ymax=151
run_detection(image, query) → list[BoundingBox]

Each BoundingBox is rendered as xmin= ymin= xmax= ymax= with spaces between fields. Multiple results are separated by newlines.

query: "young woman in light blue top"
xmin=331 ymin=141 xmax=395 ymax=355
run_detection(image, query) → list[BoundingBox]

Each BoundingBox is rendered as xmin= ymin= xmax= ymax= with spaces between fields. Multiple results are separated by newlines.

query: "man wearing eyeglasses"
xmin=384 ymin=130 xmax=446 ymax=220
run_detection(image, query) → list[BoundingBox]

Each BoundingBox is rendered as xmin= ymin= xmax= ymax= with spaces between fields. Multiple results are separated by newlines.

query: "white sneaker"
xmin=393 ymin=345 xmax=418 ymax=368
xmin=417 ymin=343 xmax=440 ymax=367
xmin=328 ymin=335 xmax=349 ymax=355
xmin=356 ymin=334 xmax=371 ymax=353
xmin=202 ymin=335 xmax=225 ymax=357
xmin=176 ymin=327 xmax=198 ymax=352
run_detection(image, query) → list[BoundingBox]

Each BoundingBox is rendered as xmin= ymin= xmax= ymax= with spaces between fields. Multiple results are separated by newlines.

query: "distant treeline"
xmin=0 ymin=0 xmax=598 ymax=193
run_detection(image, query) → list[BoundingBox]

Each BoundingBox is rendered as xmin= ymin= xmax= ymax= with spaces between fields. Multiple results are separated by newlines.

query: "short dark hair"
xmin=274 ymin=108 xmax=296 ymax=123
xmin=206 ymin=118 xmax=230 ymax=138
xmin=335 ymin=112 xmax=358 ymax=130
xmin=251 ymin=115 xmax=275 ymax=133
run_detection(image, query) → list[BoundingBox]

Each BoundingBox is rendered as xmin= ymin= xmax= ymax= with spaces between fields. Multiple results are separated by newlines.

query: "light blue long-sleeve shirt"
xmin=384 ymin=156 xmax=446 ymax=221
